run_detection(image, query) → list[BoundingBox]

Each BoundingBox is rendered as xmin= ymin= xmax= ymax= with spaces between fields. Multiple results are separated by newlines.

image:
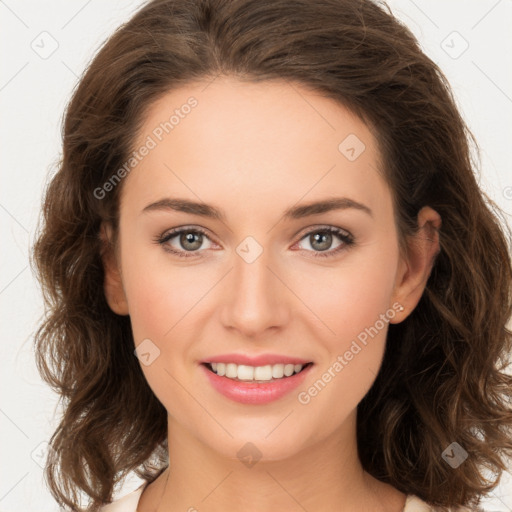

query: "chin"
xmin=201 ymin=425 xmax=314 ymax=464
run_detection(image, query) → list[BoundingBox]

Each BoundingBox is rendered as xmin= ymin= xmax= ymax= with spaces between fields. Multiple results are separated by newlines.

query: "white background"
xmin=1 ymin=0 xmax=511 ymax=510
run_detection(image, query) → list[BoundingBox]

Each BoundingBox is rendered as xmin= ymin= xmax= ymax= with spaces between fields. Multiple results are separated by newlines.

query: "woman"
xmin=32 ymin=0 xmax=512 ymax=511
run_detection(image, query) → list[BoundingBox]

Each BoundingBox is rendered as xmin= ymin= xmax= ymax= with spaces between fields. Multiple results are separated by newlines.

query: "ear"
xmin=99 ymin=222 xmax=129 ymax=316
xmin=389 ymin=206 xmax=441 ymax=324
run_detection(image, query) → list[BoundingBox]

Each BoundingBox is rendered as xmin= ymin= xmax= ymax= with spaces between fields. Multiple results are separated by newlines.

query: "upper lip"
xmin=202 ymin=353 xmax=313 ymax=366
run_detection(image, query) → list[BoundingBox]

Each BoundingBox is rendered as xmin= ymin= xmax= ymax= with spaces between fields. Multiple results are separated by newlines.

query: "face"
xmin=103 ymin=76 xmax=431 ymax=463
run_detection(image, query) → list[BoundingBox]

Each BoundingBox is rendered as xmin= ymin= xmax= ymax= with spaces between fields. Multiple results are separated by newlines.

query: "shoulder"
xmin=97 ymin=482 xmax=148 ymax=511
xmin=96 ymin=488 xmax=487 ymax=512
xmin=404 ymin=494 xmax=487 ymax=512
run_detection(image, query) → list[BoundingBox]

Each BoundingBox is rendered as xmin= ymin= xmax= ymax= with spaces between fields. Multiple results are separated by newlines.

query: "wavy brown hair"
xmin=31 ymin=0 xmax=512 ymax=510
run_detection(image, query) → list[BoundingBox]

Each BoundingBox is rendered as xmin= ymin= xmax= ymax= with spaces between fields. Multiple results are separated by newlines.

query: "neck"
xmin=142 ymin=411 xmax=406 ymax=512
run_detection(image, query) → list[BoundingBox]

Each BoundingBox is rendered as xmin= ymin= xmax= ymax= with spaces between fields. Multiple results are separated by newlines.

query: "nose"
xmin=219 ymin=245 xmax=290 ymax=338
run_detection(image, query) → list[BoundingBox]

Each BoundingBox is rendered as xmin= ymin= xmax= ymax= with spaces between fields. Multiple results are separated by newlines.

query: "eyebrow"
xmin=141 ymin=196 xmax=373 ymax=220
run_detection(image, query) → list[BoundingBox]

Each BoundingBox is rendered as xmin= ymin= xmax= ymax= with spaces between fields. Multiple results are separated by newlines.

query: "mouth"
xmin=201 ymin=360 xmax=314 ymax=404
xmin=202 ymin=361 xmax=314 ymax=383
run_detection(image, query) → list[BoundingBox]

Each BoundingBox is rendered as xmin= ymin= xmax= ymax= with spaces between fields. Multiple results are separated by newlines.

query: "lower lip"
xmin=201 ymin=363 xmax=313 ymax=405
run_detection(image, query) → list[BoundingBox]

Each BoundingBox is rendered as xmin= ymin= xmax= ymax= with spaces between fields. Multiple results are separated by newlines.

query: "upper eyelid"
xmin=297 ymin=224 xmax=351 ymax=238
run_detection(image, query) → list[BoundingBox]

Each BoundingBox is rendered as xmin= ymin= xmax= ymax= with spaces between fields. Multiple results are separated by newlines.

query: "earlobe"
xmin=389 ymin=206 xmax=441 ymax=324
xmin=99 ymin=222 xmax=129 ymax=316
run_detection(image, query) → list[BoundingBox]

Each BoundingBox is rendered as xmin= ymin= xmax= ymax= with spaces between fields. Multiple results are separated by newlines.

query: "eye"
xmin=294 ymin=226 xmax=355 ymax=258
xmin=154 ymin=225 xmax=355 ymax=259
xmin=154 ymin=227 xmax=215 ymax=258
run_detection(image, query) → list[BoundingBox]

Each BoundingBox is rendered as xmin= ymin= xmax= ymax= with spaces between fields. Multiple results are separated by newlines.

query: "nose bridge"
xmin=220 ymin=240 xmax=288 ymax=335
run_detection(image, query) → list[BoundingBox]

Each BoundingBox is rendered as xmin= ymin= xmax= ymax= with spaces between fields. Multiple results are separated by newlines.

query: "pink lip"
xmin=200 ymin=362 xmax=314 ymax=405
xmin=202 ymin=353 xmax=312 ymax=366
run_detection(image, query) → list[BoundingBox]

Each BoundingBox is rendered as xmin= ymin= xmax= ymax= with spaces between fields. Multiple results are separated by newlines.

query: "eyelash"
xmin=153 ymin=225 xmax=355 ymax=259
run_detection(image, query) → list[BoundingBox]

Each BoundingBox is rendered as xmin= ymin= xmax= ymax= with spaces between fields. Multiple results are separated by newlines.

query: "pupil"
xmin=312 ymin=232 xmax=331 ymax=251
xmin=181 ymin=232 xmax=202 ymax=251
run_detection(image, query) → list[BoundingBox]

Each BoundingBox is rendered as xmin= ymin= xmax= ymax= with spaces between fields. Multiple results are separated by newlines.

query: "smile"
xmin=205 ymin=362 xmax=311 ymax=382
xmin=201 ymin=362 xmax=314 ymax=405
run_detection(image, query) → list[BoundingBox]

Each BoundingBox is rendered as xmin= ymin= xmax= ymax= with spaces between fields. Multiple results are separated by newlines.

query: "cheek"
xmin=121 ymin=247 xmax=206 ymax=419
xmin=121 ymin=244 xmax=207 ymax=341
xmin=292 ymin=241 xmax=399 ymax=345
xmin=292 ymin=242 xmax=398 ymax=419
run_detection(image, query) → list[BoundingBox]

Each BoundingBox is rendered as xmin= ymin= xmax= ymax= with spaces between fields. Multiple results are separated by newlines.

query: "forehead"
xmin=121 ymin=76 xmax=389 ymax=219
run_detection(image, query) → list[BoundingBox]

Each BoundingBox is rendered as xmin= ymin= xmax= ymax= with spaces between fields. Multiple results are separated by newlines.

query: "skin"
xmin=101 ymin=75 xmax=441 ymax=511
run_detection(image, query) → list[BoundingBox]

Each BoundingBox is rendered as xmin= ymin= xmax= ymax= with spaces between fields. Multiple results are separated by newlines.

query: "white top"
xmin=98 ymin=482 xmax=482 ymax=511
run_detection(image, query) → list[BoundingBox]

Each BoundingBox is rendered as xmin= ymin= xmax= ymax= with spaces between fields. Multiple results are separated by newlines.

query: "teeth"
xmin=237 ymin=365 xmax=254 ymax=380
xmin=254 ymin=365 xmax=272 ymax=380
xmin=284 ymin=364 xmax=295 ymax=377
xmin=272 ymin=364 xmax=284 ymax=379
xmin=208 ymin=362 xmax=306 ymax=381
xmin=226 ymin=363 xmax=238 ymax=378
